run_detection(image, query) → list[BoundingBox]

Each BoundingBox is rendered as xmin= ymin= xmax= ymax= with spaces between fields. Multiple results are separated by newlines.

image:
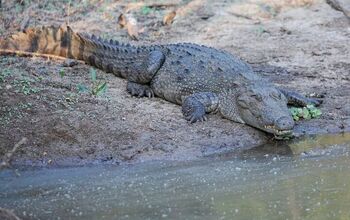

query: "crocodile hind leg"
xmin=182 ymin=92 xmax=219 ymax=123
xmin=126 ymin=50 xmax=165 ymax=98
xmin=279 ymin=89 xmax=322 ymax=107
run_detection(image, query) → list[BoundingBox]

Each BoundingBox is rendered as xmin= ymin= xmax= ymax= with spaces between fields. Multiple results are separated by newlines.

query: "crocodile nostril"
xmin=275 ymin=116 xmax=294 ymax=130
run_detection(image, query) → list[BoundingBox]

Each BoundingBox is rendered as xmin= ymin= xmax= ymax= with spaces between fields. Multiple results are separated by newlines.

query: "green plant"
xmin=255 ymin=25 xmax=267 ymax=36
xmin=18 ymin=102 xmax=33 ymax=110
xmin=64 ymin=92 xmax=78 ymax=104
xmin=92 ymin=82 xmax=107 ymax=96
xmin=90 ymin=68 xmax=97 ymax=82
xmin=290 ymin=105 xmax=322 ymax=121
xmin=59 ymin=69 xmax=65 ymax=78
xmin=77 ymin=83 xmax=89 ymax=93
xmin=90 ymin=68 xmax=107 ymax=96
xmin=14 ymin=77 xmax=40 ymax=95
xmin=0 ymin=102 xmax=33 ymax=125
xmin=141 ymin=6 xmax=152 ymax=15
xmin=0 ymin=68 xmax=12 ymax=83
xmin=98 ymin=5 xmax=107 ymax=13
xmin=77 ymin=68 xmax=107 ymax=96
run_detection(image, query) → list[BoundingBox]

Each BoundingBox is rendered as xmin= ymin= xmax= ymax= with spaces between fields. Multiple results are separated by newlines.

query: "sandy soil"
xmin=0 ymin=0 xmax=349 ymax=166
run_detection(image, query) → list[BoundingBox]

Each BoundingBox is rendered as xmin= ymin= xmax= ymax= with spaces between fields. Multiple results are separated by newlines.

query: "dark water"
xmin=1 ymin=133 xmax=350 ymax=220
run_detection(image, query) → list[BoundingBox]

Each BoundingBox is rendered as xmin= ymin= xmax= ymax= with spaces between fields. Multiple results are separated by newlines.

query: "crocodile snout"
xmin=275 ymin=116 xmax=294 ymax=131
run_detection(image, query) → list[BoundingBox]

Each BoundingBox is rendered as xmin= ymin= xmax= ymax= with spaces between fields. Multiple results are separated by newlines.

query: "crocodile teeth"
xmin=264 ymin=125 xmax=291 ymax=135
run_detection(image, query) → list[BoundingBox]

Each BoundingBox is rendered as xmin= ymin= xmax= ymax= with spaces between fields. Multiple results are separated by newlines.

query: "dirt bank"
xmin=0 ymin=0 xmax=349 ymax=166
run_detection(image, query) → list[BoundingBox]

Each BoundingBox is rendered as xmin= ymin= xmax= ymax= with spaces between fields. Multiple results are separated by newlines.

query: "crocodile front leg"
xmin=279 ymin=89 xmax=322 ymax=107
xmin=182 ymin=92 xmax=219 ymax=123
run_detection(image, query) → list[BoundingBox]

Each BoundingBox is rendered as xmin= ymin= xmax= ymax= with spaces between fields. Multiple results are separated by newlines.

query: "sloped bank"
xmin=1 ymin=0 xmax=349 ymax=167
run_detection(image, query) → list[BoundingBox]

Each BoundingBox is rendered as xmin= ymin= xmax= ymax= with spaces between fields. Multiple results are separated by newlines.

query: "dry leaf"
xmin=118 ymin=13 xmax=139 ymax=40
xmin=163 ymin=11 xmax=176 ymax=25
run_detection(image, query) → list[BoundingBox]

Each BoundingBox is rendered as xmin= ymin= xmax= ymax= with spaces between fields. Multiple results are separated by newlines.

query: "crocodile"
xmin=0 ymin=25 xmax=321 ymax=137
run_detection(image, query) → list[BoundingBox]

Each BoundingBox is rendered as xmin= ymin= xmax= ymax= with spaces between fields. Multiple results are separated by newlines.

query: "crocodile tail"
xmin=0 ymin=25 xmax=147 ymax=78
xmin=0 ymin=25 xmax=83 ymax=59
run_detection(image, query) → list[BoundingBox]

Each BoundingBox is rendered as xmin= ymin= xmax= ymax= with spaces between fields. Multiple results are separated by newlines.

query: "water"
xmin=1 ymin=133 xmax=350 ymax=220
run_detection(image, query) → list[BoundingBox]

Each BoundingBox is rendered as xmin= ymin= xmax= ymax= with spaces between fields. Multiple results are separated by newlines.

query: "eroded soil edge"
xmin=0 ymin=0 xmax=349 ymax=166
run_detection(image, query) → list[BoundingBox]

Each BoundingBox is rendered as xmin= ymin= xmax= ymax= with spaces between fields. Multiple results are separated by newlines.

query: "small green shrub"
xmin=77 ymin=68 xmax=107 ymax=96
xmin=290 ymin=105 xmax=322 ymax=121
xmin=141 ymin=6 xmax=152 ymax=15
xmin=59 ymin=69 xmax=65 ymax=78
xmin=0 ymin=69 xmax=12 ymax=83
xmin=14 ymin=77 xmax=40 ymax=95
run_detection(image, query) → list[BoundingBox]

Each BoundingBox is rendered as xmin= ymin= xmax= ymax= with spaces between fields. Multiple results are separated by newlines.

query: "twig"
xmin=229 ymin=12 xmax=255 ymax=20
xmin=0 ymin=137 xmax=27 ymax=170
xmin=146 ymin=3 xmax=179 ymax=8
xmin=0 ymin=49 xmax=79 ymax=61
xmin=124 ymin=1 xmax=180 ymax=13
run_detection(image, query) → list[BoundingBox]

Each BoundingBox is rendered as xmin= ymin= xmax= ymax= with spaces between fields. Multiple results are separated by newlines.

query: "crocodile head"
xmin=219 ymin=84 xmax=294 ymax=137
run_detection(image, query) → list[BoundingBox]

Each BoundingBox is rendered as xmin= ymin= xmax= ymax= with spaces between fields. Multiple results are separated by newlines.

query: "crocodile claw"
xmin=127 ymin=82 xmax=154 ymax=98
xmin=187 ymin=114 xmax=207 ymax=123
xmin=146 ymin=90 xmax=154 ymax=98
xmin=306 ymin=97 xmax=323 ymax=107
xmin=183 ymin=107 xmax=206 ymax=123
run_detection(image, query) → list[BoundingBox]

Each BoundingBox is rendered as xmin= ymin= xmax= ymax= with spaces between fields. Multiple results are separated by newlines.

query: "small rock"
xmin=62 ymin=59 xmax=79 ymax=67
xmin=280 ymin=27 xmax=292 ymax=35
xmin=307 ymin=92 xmax=326 ymax=98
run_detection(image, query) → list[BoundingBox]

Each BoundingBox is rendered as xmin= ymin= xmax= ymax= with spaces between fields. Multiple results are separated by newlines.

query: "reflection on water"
xmin=0 ymin=133 xmax=350 ymax=220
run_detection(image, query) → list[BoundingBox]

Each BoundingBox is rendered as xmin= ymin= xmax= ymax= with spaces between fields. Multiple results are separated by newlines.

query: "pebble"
xmin=62 ymin=59 xmax=79 ymax=67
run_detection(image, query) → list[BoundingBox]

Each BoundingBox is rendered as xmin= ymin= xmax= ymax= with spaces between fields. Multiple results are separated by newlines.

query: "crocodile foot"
xmin=280 ymin=89 xmax=323 ymax=107
xmin=127 ymin=81 xmax=154 ymax=98
xmin=305 ymin=97 xmax=323 ymax=107
xmin=182 ymin=96 xmax=208 ymax=123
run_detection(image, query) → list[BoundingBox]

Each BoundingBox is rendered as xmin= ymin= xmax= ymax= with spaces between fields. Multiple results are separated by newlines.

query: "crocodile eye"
xmin=237 ymin=99 xmax=249 ymax=109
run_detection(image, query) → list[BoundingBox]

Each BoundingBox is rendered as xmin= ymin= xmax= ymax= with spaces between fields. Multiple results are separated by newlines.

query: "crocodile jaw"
xmin=262 ymin=125 xmax=293 ymax=136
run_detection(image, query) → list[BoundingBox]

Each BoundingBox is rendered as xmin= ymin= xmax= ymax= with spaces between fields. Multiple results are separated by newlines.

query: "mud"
xmin=0 ymin=0 xmax=349 ymax=166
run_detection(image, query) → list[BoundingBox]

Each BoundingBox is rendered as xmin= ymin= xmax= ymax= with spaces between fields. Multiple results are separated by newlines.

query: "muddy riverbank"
xmin=0 ymin=0 xmax=349 ymax=166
